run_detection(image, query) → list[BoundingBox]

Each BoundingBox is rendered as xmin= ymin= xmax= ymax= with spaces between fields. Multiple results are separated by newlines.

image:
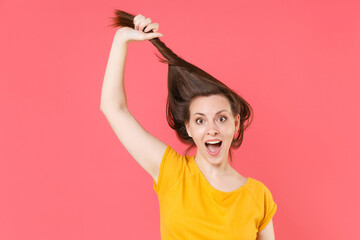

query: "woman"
xmin=100 ymin=10 xmax=277 ymax=240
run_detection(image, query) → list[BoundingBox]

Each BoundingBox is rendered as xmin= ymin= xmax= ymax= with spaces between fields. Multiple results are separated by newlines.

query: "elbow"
xmin=100 ymin=104 xmax=106 ymax=112
xmin=100 ymin=103 xmax=106 ymax=112
xmin=100 ymin=105 xmax=112 ymax=113
xmin=100 ymin=103 xmax=128 ymax=113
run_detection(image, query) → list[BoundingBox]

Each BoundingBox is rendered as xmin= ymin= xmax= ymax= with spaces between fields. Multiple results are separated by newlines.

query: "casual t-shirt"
xmin=153 ymin=145 xmax=277 ymax=240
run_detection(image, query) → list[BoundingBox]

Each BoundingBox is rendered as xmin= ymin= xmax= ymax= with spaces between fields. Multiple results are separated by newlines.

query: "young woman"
xmin=100 ymin=10 xmax=277 ymax=240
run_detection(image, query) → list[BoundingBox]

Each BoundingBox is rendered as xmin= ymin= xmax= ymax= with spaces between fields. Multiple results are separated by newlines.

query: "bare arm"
xmin=100 ymin=15 xmax=166 ymax=183
xmin=256 ymin=219 xmax=275 ymax=240
xmin=100 ymin=30 xmax=129 ymax=111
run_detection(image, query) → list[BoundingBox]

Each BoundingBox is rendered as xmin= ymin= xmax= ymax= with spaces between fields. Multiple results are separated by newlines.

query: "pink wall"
xmin=1 ymin=0 xmax=359 ymax=239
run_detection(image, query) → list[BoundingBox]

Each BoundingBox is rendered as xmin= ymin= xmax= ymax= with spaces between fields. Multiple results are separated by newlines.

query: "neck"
xmin=194 ymin=152 xmax=232 ymax=180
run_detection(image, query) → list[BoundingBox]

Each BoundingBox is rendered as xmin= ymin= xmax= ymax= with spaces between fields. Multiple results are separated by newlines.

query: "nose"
xmin=206 ymin=122 xmax=219 ymax=136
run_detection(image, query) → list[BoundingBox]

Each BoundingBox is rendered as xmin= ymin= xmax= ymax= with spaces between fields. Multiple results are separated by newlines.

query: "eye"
xmin=218 ymin=116 xmax=227 ymax=122
xmin=196 ymin=118 xmax=204 ymax=124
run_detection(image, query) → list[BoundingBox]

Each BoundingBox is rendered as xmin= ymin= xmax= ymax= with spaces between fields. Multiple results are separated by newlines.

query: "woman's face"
xmin=185 ymin=94 xmax=240 ymax=163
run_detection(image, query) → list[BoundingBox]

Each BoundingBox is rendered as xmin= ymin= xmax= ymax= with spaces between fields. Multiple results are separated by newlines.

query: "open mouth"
xmin=205 ymin=141 xmax=222 ymax=154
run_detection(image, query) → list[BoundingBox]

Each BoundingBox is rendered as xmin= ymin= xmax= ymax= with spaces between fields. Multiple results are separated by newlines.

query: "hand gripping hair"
xmin=109 ymin=10 xmax=254 ymax=162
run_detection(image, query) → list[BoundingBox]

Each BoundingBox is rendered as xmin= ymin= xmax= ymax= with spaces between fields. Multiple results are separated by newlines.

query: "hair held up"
xmin=109 ymin=10 xmax=254 ymax=162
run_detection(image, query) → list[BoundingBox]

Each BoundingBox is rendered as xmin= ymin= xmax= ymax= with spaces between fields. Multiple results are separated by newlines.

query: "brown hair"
xmin=109 ymin=10 xmax=254 ymax=163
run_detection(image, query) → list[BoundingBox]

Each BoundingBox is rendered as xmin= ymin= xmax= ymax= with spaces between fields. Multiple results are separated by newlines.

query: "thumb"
xmin=146 ymin=32 xmax=163 ymax=40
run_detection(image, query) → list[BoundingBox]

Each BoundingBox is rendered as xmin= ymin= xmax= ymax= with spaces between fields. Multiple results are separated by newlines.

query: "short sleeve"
xmin=258 ymin=184 xmax=277 ymax=232
xmin=153 ymin=145 xmax=185 ymax=196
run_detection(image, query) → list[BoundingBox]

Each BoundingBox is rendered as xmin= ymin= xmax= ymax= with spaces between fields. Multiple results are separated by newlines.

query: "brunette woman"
xmin=100 ymin=10 xmax=277 ymax=240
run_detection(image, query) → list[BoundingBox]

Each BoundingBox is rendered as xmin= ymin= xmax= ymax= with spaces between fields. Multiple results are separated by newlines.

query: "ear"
xmin=185 ymin=121 xmax=192 ymax=138
xmin=234 ymin=114 xmax=240 ymax=132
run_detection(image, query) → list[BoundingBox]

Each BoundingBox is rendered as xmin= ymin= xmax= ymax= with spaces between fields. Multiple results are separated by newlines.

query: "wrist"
xmin=114 ymin=29 xmax=130 ymax=45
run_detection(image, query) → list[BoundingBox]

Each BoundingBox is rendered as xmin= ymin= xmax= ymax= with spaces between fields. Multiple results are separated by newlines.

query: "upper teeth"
xmin=207 ymin=141 xmax=221 ymax=144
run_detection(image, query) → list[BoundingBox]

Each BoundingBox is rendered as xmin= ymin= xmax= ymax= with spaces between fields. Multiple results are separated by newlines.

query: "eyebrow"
xmin=193 ymin=110 xmax=229 ymax=116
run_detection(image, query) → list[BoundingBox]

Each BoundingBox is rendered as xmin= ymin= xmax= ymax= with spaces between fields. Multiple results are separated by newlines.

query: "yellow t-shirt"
xmin=153 ymin=145 xmax=277 ymax=240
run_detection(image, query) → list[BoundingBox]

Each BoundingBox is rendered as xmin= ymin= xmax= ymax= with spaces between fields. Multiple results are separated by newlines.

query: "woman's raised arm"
xmin=100 ymin=15 xmax=166 ymax=184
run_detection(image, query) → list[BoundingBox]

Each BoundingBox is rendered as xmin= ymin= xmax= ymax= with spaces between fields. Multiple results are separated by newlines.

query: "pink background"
xmin=1 ymin=0 xmax=359 ymax=239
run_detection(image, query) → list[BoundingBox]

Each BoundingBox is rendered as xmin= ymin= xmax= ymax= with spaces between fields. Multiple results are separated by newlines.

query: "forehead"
xmin=189 ymin=95 xmax=231 ymax=113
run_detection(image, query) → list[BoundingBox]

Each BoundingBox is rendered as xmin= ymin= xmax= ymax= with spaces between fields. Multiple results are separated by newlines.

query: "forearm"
xmin=100 ymin=32 xmax=129 ymax=112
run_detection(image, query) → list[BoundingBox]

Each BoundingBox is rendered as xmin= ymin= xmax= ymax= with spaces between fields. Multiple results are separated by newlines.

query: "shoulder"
xmin=244 ymin=177 xmax=277 ymax=209
xmin=153 ymin=145 xmax=191 ymax=195
xmin=246 ymin=177 xmax=278 ymax=232
xmin=158 ymin=145 xmax=185 ymax=171
xmin=246 ymin=177 xmax=275 ymax=193
xmin=163 ymin=145 xmax=195 ymax=166
xmin=161 ymin=145 xmax=190 ymax=166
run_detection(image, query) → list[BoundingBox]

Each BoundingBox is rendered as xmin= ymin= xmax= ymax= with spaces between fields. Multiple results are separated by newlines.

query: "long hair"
xmin=108 ymin=10 xmax=254 ymax=163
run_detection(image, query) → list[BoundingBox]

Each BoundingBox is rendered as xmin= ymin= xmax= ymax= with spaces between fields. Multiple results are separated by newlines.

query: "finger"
xmin=139 ymin=18 xmax=151 ymax=32
xmin=134 ymin=17 xmax=145 ymax=30
xmin=153 ymin=23 xmax=160 ymax=32
xmin=133 ymin=14 xmax=142 ymax=29
xmin=144 ymin=23 xmax=159 ymax=32
xmin=134 ymin=15 xmax=145 ymax=30
xmin=133 ymin=14 xmax=142 ymax=22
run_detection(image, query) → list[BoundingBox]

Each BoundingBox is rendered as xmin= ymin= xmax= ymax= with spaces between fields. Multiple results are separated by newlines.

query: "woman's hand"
xmin=116 ymin=14 xmax=163 ymax=44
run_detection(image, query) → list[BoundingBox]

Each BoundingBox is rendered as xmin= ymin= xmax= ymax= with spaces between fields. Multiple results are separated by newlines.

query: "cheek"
xmin=190 ymin=126 xmax=206 ymax=140
xmin=220 ymin=123 xmax=236 ymax=136
xmin=193 ymin=127 xmax=206 ymax=137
